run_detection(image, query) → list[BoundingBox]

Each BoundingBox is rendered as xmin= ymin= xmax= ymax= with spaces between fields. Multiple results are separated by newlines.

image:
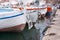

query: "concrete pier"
xmin=43 ymin=9 xmax=60 ymax=40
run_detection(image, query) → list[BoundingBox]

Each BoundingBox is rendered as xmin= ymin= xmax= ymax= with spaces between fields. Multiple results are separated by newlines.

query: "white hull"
xmin=0 ymin=8 xmax=26 ymax=29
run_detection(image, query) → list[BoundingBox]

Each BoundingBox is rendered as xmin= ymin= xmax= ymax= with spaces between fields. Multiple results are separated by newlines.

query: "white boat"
xmin=0 ymin=8 xmax=26 ymax=31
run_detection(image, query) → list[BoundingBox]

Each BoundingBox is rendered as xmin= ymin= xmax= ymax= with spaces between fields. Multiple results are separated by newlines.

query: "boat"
xmin=0 ymin=0 xmax=48 ymax=32
xmin=0 ymin=7 xmax=27 ymax=32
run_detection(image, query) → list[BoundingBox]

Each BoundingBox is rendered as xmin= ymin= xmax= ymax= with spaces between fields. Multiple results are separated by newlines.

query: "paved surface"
xmin=42 ymin=9 xmax=60 ymax=40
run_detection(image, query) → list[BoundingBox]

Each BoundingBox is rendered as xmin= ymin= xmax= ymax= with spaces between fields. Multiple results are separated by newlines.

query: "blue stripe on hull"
xmin=0 ymin=13 xmax=24 ymax=20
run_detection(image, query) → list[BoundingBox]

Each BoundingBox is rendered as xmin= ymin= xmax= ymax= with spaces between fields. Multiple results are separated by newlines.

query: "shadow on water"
xmin=0 ymin=23 xmax=40 ymax=40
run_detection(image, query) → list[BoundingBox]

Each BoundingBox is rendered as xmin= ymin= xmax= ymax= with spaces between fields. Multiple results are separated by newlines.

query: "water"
xmin=0 ymin=28 xmax=39 ymax=40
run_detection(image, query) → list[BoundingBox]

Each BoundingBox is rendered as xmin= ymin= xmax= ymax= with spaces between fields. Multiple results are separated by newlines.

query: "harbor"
xmin=0 ymin=0 xmax=60 ymax=40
